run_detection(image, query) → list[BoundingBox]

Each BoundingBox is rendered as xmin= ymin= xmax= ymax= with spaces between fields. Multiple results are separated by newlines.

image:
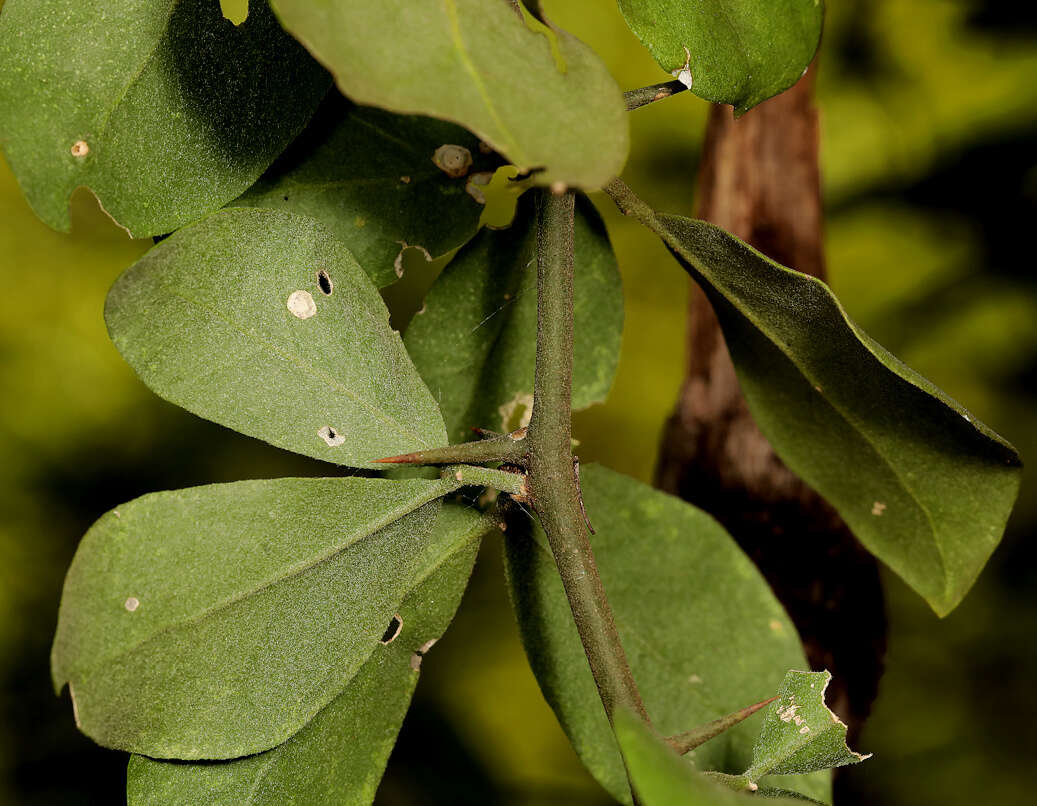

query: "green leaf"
xmin=613 ymin=709 xmax=807 ymax=806
xmin=106 ymin=207 xmax=446 ymax=469
xmin=745 ymin=670 xmax=869 ymax=780
xmin=405 ymin=194 xmax=622 ymax=443
xmin=268 ymin=0 xmax=628 ymax=189
xmin=0 ymin=0 xmax=328 ymax=237
xmin=126 ymin=501 xmax=487 ymax=804
xmin=51 ymin=475 xmax=466 ymax=758
xmin=631 ymin=211 xmax=1022 ymax=615
xmin=617 ymin=0 xmax=824 ymax=114
xmin=504 ymin=464 xmax=829 ymax=805
xmin=232 ymin=93 xmax=501 ymax=288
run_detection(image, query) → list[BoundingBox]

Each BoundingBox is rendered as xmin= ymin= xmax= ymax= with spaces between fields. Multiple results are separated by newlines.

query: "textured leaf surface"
xmin=52 ymin=475 xmax=463 ymax=758
xmin=106 ymin=208 xmax=445 ymax=468
xmin=0 ymin=0 xmax=328 ymax=236
xmin=406 ymin=194 xmax=622 ymax=442
xmin=617 ymin=0 xmax=824 ymax=114
xmin=126 ymin=502 xmax=487 ymax=803
xmin=614 ymin=710 xmax=806 ymax=806
xmin=643 ymin=213 xmax=1021 ymax=615
xmin=746 ymin=670 xmax=869 ymax=781
xmin=269 ymin=0 xmax=628 ymax=189
xmin=504 ymin=464 xmax=829 ymax=805
xmin=233 ymin=94 xmax=500 ymax=287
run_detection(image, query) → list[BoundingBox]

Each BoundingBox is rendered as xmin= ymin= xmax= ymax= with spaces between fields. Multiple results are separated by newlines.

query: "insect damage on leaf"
xmin=744 ymin=670 xmax=870 ymax=782
xmin=286 ymin=290 xmax=317 ymax=319
xmin=318 ymin=426 xmax=346 ymax=447
xmin=380 ymin=614 xmax=403 ymax=644
xmin=433 ymin=144 xmax=473 ymax=178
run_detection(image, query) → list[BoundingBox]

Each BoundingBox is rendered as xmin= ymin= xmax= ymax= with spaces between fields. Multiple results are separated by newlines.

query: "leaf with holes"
xmin=106 ymin=207 xmax=445 ymax=468
xmin=125 ymin=501 xmax=488 ymax=802
xmin=613 ymin=709 xmax=808 ymax=806
xmin=628 ymin=212 xmax=1021 ymax=615
xmin=405 ymin=194 xmax=622 ymax=442
xmin=617 ymin=0 xmax=824 ymax=114
xmin=232 ymin=94 xmax=502 ymax=288
xmin=504 ymin=464 xmax=829 ymax=805
xmin=268 ymin=0 xmax=628 ymax=189
xmin=0 ymin=0 xmax=328 ymax=237
xmin=745 ymin=670 xmax=869 ymax=782
xmin=50 ymin=475 xmax=479 ymax=758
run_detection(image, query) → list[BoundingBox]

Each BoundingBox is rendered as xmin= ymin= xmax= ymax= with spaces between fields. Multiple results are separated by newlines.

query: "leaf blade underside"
xmin=52 ymin=475 xmax=466 ymax=758
xmin=269 ymin=0 xmax=629 ymax=189
xmin=646 ymin=213 xmax=1021 ymax=615
xmin=106 ymin=207 xmax=446 ymax=468
xmin=0 ymin=0 xmax=328 ymax=236
xmin=405 ymin=193 xmax=623 ymax=443
xmin=125 ymin=501 xmax=489 ymax=803
xmin=233 ymin=94 xmax=501 ymax=288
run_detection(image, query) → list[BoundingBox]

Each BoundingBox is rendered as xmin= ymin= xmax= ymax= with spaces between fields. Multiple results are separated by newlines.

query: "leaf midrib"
xmin=441 ymin=0 xmax=523 ymax=162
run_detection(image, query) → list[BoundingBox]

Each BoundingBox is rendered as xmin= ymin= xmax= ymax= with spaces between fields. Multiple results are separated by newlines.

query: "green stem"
xmin=525 ymin=188 xmax=648 ymax=725
xmin=371 ymin=432 xmax=527 ymax=466
xmin=441 ymin=465 xmax=528 ymax=498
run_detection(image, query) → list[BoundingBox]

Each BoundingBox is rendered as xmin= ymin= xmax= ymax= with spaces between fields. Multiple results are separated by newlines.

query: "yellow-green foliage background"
xmin=1 ymin=1 xmax=1035 ymax=803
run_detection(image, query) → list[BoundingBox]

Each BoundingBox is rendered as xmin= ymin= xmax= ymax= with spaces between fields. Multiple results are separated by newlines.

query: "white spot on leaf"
xmin=287 ymin=290 xmax=317 ymax=319
xmin=871 ymin=501 xmax=887 ymax=516
xmin=432 ymin=144 xmax=473 ymax=178
xmin=124 ymin=597 xmax=140 ymax=612
xmin=71 ymin=140 xmax=89 ymax=157
xmin=318 ymin=426 xmax=345 ymax=447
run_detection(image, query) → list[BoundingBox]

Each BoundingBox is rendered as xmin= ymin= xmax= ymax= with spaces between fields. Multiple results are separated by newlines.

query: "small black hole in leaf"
xmin=317 ymin=270 xmax=333 ymax=295
xmin=282 ymin=195 xmax=289 ymax=201
xmin=380 ymin=614 xmax=403 ymax=644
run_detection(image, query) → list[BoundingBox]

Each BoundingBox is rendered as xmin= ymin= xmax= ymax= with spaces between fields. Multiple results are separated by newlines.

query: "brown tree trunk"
xmin=654 ymin=67 xmax=886 ymax=743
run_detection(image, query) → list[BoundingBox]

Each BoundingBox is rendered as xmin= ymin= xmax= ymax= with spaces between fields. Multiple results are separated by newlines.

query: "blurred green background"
xmin=1 ymin=0 xmax=1035 ymax=803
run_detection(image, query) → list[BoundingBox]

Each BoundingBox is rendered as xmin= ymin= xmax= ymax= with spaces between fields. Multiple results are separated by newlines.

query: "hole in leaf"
xmin=316 ymin=270 xmax=333 ymax=295
xmin=380 ymin=614 xmax=403 ymax=644
xmin=219 ymin=0 xmax=248 ymax=25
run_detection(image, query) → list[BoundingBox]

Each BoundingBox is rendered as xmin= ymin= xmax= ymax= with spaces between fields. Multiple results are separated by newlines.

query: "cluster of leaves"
xmin=0 ymin=0 xmax=1021 ymax=803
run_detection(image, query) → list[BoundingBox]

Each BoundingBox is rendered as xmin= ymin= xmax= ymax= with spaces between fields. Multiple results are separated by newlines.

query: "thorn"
xmin=573 ymin=456 xmax=595 ymax=535
xmin=372 ymin=452 xmax=423 ymax=464
xmin=471 ymin=426 xmax=501 ymax=439
xmin=666 ymin=696 xmax=778 ymax=755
